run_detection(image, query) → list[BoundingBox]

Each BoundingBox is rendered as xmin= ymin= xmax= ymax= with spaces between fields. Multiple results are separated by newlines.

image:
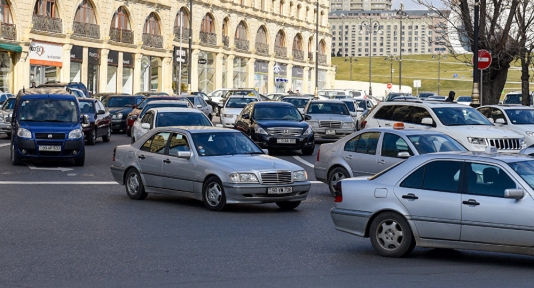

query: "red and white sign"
xmin=29 ymin=41 xmax=63 ymax=67
xmin=387 ymin=83 xmax=393 ymax=89
xmin=473 ymin=49 xmax=492 ymax=70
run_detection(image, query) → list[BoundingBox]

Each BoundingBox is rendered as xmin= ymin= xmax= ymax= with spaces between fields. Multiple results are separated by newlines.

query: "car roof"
xmin=309 ymin=99 xmax=346 ymax=103
xmin=145 ymin=100 xmax=189 ymax=104
xmin=151 ymin=126 xmax=237 ymax=134
xmin=148 ymin=107 xmax=203 ymax=113
xmin=253 ymin=101 xmax=294 ymax=107
xmin=78 ymin=97 xmax=96 ymax=102
xmin=282 ymin=96 xmax=313 ymax=99
xmin=407 ymin=151 xmax=533 ymax=164
xmin=17 ymin=88 xmax=73 ymax=97
xmin=379 ymin=99 xmax=461 ymax=107
xmin=480 ymin=104 xmax=531 ymax=109
xmin=362 ymin=127 xmax=457 ymax=136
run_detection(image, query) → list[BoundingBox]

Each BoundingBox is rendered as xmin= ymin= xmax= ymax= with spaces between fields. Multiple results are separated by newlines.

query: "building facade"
xmin=0 ymin=0 xmax=334 ymax=95
xmin=330 ymin=0 xmax=392 ymax=12
xmin=329 ymin=10 xmax=449 ymax=57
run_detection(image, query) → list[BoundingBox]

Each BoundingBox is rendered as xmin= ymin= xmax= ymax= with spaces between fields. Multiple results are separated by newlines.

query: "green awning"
xmin=0 ymin=43 xmax=22 ymax=53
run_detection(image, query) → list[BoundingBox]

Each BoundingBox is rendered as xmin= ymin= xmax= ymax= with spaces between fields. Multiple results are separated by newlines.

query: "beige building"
xmin=0 ymin=0 xmax=334 ymax=95
xmin=330 ymin=0 xmax=392 ymax=12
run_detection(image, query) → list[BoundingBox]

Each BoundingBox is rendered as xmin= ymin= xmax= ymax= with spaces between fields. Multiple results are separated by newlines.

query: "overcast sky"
xmin=391 ymin=0 xmax=444 ymax=10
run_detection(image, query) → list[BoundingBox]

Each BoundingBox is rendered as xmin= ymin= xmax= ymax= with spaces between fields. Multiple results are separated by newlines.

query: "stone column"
xmin=82 ymin=47 xmax=89 ymax=86
xmin=162 ymin=57 xmax=172 ymax=93
xmin=190 ymin=49 xmax=199 ymax=92
xmin=226 ymin=55 xmax=235 ymax=88
xmin=303 ymin=66 xmax=310 ymax=93
xmin=61 ymin=44 xmax=72 ymax=83
xmin=247 ymin=57 xmax=256 ymax=89
xmin=14 ymin=47 xmax=30 ymax=92
xmin=99 ymin=49 xmax=109 ymax=93
xmin=287 ymin=63 xmax=293 ymax=91
xmin=117 ymin=53 xmax=123 ymax=94
xmin=215 ymin=53 xmax=224 ymax=90
xmin=133 ymin=53 xmax=143 ymax=93
xmin=268 ymin=60 xmax=275 ymax=93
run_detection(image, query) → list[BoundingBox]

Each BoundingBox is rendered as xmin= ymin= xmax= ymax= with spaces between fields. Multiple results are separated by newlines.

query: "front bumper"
xmin=254 ymin=134 xmax=314 ymax=150
xmin=313 ymin=128 xmax=355 ymax=141
xmin=223 ymin=181 xmax=311 ymax=204
xmin=221 ymin=116 xmax=236 ymax=128
xmin=111 ymin=119 xmax=127 ymax=131
xmin=14 ymin=137 xmax=84 ymax=159
xmin=0 ymin=122 xmax=10 ymax=134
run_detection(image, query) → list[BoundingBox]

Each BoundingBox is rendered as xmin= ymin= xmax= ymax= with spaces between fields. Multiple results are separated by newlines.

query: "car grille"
xmin=260 ymin=171 xmax=293 ymax=184
xmin=35 ymin=133 xmax=65 ymax=139
xmin=267 ymin=127 xmax=302 ymax=136
xmin=486 ymin=138 xmax=522 ymax=150
xmin=36 ymin=141 xmax=63 ymax=146
xmin=319 ymin=121 xmax=342 ymax=129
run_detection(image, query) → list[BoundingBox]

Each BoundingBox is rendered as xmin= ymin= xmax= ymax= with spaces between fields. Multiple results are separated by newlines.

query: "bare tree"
xmin=514 ymin=0 xmax=534 ymax=106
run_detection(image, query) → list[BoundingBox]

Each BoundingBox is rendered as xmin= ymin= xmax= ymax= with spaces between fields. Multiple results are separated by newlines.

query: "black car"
xmin=101 ymin=95 xmax=146 ymax=133
xmin=234 ymin=102 xmax=315 ymax=155
xmin=78 ymin=98 xmax=112 ymax=145
xmin=192 ymin=91 xmax=218 ymax=113
xmin=38 ymin=81 xmax=90 ymax=98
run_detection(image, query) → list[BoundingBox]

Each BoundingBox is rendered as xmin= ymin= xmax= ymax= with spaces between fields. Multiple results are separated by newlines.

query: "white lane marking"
xmin=293 ymin=156 xmax=314 ymax=168
xmin=0 ymin=143 xmax=9 ymax=148
xmin=0 ymin=181 xmax=118 ymax=185
xmin=27 ymin=164 xmax=73 ymax=172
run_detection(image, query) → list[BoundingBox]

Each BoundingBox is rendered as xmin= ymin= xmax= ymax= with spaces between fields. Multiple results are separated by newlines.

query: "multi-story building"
xmin=0 ymin=0 xmax=333 ymax=95
xmin=330 ymin=0 xmax=392 ymax=12
xmin=329 ymin=10 xmax=449 ymax=57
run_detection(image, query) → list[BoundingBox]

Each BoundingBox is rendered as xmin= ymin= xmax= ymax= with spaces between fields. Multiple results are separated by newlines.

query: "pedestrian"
xmin=30 ymin=82 xmax=36 ymax=88
xmin=446 ymin=91 xmax=455 ymax=102
xmin=296 ymin=90 xmax=301 ymax=95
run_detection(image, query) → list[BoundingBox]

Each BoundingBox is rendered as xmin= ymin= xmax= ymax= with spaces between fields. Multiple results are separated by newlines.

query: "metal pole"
xmin=437 ymin=53 xmax=441 ymax=96
xmin=480 ymin=69 xmax=483 ymax=105
xmin=390 ymin=56 xmax=393 ymax=83
xmin=471 ymin=0 xmax=480 ymax=107
xmin=369 ymin=19 xmax=373 ymax=97
xmin=178 ymin=11 xmax=183 ymax=95
xmin=314 ymin=0 xmax=319 ymax=97
xmin=399 ymin=15 xmax=402 ymax=92
xmin=187 ymin=0 xmax=192 ymax=93
xmin=350 ymin=58 xmax=352 ymax=81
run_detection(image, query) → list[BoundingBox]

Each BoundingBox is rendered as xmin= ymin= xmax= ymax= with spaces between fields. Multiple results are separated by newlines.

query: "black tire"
xmin=301 ymin=145 xmax=314 ymax=156
xmin=87 ymin=129 xmax=96 ymax=145
xmin=369 ymin=212 xmax=415 ymax=258
xmin=74 ymin=154 xmax=85 ymax=166
xmin=327 ymin=167 xmax=349 ymax=196
xmin=11 ymin=143 xmax=21 ymax=165
xmin=102 ymin=126 xmax=111 ymax=142
xmin=208 ymin=113 xmax=213 ymax=121
xmin=125 ymin=169 xmax=148 ymax=200
xmin=131 ymin=136 xmax=135 ymax=144
xmin=276 ymin=201 xmax=301 ymax=210
xmin=202 ymin=176 xmax=226 ymax=211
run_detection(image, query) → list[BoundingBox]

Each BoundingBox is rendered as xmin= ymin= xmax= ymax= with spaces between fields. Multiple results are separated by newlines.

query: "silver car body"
xmin=0 ymin=96 xmax=14 ymax=134
xmin=477 ymin=105 xmax=534 ymax=146
xmin=220 ymin=96 xmax=258 ymax=128
xmin=304 ymin=99 xmax=356 ymax=141
xmin=331 ymin=152 xmax=534 ymax=257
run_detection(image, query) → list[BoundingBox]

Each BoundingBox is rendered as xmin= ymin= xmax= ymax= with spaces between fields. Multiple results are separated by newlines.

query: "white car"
xmin=478 ymin=105 xmax=534 ymax=146
xmin=280 ymin=96 xmax=313 ymax=114
xmin=220 ymin=96 xmax=258 ymax=128
xmin=131 ymin=107 xmax=213 ymax=143
xmin=456 ymin=96 xmax=472 ymax=105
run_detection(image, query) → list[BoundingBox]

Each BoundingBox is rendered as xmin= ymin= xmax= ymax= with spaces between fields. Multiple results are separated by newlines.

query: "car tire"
xmin=74 ymin=153 xmax=85 ymax=166
xmin=125 ymin=169 xmax=148 ymax=200
xmin=327 ymin=167 xmax=349 ymax=196
xmin=202 ymin=176 xmax=226 ymax=211
xmin=369 ymin=212 xmax=415 ymax=258
xmin=208 ymin=113 xmax=213 ymax=121
xmin=356 ymin=121 xmax=360 ymax=131
xmin=87 ymin=129 xmax=97 ymax=145
xmin=301 ymin=145 xmax=314 ymax=156
xmin=102 ymin=126 xmax=111 ymax=142
xmin=11 ymin=143 xmax=21 ymax=166
xmin=276 ymin=201 xmax=301 ymax=210
xmin=131 ymin=136 xmax=135 ymax=144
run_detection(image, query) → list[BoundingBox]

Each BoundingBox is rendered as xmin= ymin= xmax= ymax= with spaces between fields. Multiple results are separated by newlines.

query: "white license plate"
xmin=277 ymin=138 xmax=296 ymax=144
xmin=326 ymin=129 xmax=336 ymax=135
xmin=268 ymin=187 xmax=293 ymax=194
xmin=38 ymin=145 xmax=61 ymax=151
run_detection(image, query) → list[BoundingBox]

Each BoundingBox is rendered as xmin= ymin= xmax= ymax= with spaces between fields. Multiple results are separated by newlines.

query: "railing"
xmin=0 ymin=23 xmax=16 ymax=40
xmin=142 ymin=33 xmax=163 ymax=48
xmin=274 ymin=45 xmax=287 ymax=58
xmin=109 ymin=28 xmax=134 ymax=44
xmin=235 ymin=38 xmax=249 ymax=51
xmin=223 ymin=35 xmax=229 ymax=48
xmin=199 ymin=31 xmax=217 ymax=45
xmin=318 ymin=53 xmax=327 ymax=64
xmin=31 ymin=15 xmax=62 ymax=34
xmin=173 ymin=26 xmax=190 ymax=42
xmin=292 ymin=49 xmax=304 ymax=60
xmin=255 ymin=42 xmax=269 ymax=55
xmin=73 ymin=22 xmax=100 ymax=39
xmin=308 ymin=52 xmax=314 ymax=61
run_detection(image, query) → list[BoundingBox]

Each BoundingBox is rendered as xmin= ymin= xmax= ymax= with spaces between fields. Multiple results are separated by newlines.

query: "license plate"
xmin=277 ymin=138 xmax=296 ymax=144
xmin=268 ymin=187 xmax=293 ymax=194
xmin=38 ymin=145 xmax=61 ymax=151
xmin=326 ymin=129 xmax=336 ymax=135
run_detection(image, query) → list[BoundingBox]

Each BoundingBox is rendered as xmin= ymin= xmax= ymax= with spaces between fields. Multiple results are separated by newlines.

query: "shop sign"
xmin=29 ymin=41 xmax=63 ymax=67
xmin=198 ymin=59 xmax=207 ymax=65
xmin=70 ymin=45 xmax=83 ymax=63
xmin=292 ymin=66 xmax=304 ymax=78
xmin=123 ymin=53 xmax=134 ymax=68
xmin=108 ymin=50 xmax=118 ymax=67
xmin=88 ymin=48 xmax=101 ymax=65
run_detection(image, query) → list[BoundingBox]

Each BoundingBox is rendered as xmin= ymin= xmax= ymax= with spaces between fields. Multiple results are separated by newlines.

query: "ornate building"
xmin=0 ymin=0 xmax=333 ymax=95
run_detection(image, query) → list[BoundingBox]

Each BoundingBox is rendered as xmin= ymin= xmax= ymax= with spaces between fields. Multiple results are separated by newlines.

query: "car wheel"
xmin=356 ymin=121 xmax=360 ymax=131
xmin=208 ymin=113 xmax=213 ymax=121
xmin=131 ymin=136 xmax=135 ymax=144
xmin=87 ymin=129 xmax=96 ymax=145
xmin=327 ymin=167 xmax=349 ymax=196
xmin=125 ymin=169 xmax=148 ymax=200
xmin=74 ymin=153 xmax=85 ymax=166
xmin=369 ymin=212 xmax=415 ymax=258
xmin=102 ymin=126 xmax=111 ymax=142
xmin=202 ymin=176 xmax=226 ymax=211
xmin=276 ymin=201 xmax=301 ymax=210
xmin=11 ymin=143 xmax=21 ymax=165
xmin=301 ymin=144 xmax=314 ymax=156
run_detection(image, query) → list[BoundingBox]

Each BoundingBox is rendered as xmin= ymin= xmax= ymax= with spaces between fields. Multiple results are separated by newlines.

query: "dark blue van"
xmin=10 ymin=88 xmax=88 ymax=166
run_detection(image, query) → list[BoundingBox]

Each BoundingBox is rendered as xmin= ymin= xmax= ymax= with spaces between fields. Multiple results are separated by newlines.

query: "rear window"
xmin=102 ymin=96 xmax=135 ymax=107
xmin=504 ymin=94 xmax=522 ymax=104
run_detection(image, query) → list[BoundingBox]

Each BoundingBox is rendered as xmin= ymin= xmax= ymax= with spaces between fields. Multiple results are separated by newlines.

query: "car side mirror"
xmin=177 ymin=150 xmax=191 ymax=159
xmin=196 ymin=105 xmax=202 ymax=108
xmin=350 ymin=112 xmax=358 ymax=117
xmin=421 ymin=117 xmax=433 ymax=125
xmin=397 ymin=151 xmax=411 ymax=158
xmin=215 ymin=124 xmax=223 ymax=127
xmin=488 ymin=118 xmax=495 ymax=124
xmin=504 ymin=188 xmax=524 ymax=199
xmin=262 ymin=149 xmax=269 ymax=154
xmin=357 ymin=108 xmax=364 ymax=112
xmin=218 ymin=103 xmax=224 ymax=107
xmin=6 ymin=113 xmax=12 ymax=123
xmin=242 ymin=113 xmax=250 ymax=119
xmin=141 ymin=123 xmax=150 ymax=129
xmin=82 ymin=114 xmax=89 ymax=124
xmin=97 ymin=109 xmax=106 ymax=115
xmin=498 ymin=100 xmax=503 ymax=104
xmin=495 ymin=118 xmax=506 ymax=124
xmin=305 ymin=115 xmax=312 ymax=120
xmin=132 ymin=104 xmax=137 ymax=109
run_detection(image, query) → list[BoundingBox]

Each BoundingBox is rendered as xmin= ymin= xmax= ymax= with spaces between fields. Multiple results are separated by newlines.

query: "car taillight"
xmin=361 ymin=120 xmax=367 ymax=129
xmin=334 ymin=181 xmax=343 ymax=202
xmin=112 ymin=147 xmax=116 ymax=161
xmin=316 ymin=148 xmax=320 ymax=162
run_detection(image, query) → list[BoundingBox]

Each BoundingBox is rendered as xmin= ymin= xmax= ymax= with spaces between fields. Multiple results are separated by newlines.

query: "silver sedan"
xmin=111 ymin=126 xmax=311 ymax=211
xmin=331 ymin=151 xmax=534 ymax=257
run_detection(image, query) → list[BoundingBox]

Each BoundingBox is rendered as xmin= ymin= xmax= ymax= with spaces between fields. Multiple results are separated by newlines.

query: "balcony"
xmin=275 ymin=46 xmax=287 ymax=58
xmin=31 ymin=15 xmax=62 ymax=34
xmin=318 ymin=53 xmax=327 ymax=64
xmin=308 ymin=52 xmax=314 ymax=61
xmin=235 ymin=38 xmax=249 ymax=51
xmin=199 ymin=31 xmax=217 ymax=45
xmin=0 ymin=23 xmax=16 ymax=40
xmin=109 ymin=28 xmax=134 ymax=44
xmin=142 ymin=33 xmax=163 ymax=49
xmin=292 ymin=49 xmax=304 ymax=60
xmin=173 ymin=26 xmax=190 ymax=42
xmin=73 ymin=22 xmax=100 ymax=39
xmin=256 ymin=42 xmax=269 ymax=55
xmin=223 ymin=36 xmax=229 ymax=48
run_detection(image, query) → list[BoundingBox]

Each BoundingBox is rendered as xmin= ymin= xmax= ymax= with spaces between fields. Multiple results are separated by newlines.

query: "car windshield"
xmin=225 ymin=97 xmax=257 ymax=108
xmin=2 ymin=98 xmax=15 ymax=110
xmin=407 ymin=134 xmax=467 ymax=154
xmin=253 ymin=106 xmax=303 ymax=121
xmin=508 ymin=160 xmax=534 ymax=190
xmin=432 ymin=107 xmax=492 ymax=126
xmin=140 ymin=103 xmax=189 ymax=118
xmin=504 ymin=109 xmax=534 ymax=124
xmin=20 ymin=99 xmax=78 ymax=122
xmin=343 ymin=101 xmax=356 ymax=112
xmin=102 ymin=96 xmax=135 ymax=107
xmin=307 ymin=103 xmax=350 ymax=115
xmin=281 ymin=98 xmax=310 ymax=108
xmin=504 ymin=94 xmax=522 ymax=104
xmin=79 ymin=101 xmax=95 ymax=114
xmin=156 ymin=112 xmax=212 ymax=127
xmin=192 ymin=132 xmax=263 ymax=156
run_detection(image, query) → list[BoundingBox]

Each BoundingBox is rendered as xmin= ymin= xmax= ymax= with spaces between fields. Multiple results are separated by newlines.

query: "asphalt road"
xmin=1 ymin=124 xmax=534 ymax=287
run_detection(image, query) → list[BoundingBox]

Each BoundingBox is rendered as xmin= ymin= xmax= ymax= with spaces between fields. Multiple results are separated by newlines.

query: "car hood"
xmin=107 ymin=107 xmax=133 ymax=115
xmin=306 ymin=114 xmax=353 ymax=121
xmin=206 ymin=154 xmax=300 ymax=172
xmin=256 ymin=120 xmax=309 ymax=129
xmin=443 ymin=125 xmax=524 ymax=138
xmin=222 ymin=108 xmax=243 ymax=115
xmin=19 ymin=121 xmax=80 ymax=132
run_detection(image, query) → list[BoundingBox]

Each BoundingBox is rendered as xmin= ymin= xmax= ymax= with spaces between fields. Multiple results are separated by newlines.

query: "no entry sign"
xmin=474 ymin=49 xmax=492 ymax=70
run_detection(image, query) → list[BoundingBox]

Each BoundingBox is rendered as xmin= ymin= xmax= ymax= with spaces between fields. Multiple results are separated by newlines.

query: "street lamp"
xmin=344 ymin=56 xmax=357 ymax=81
xmin=396 ymin=6 xmax=407 ymax=92
xmin=187 ymin=0 xmax=192 ymax=93
xmin=384 ymin=55 xmax=398 ymax=84
xmin=314 ymin=0 xmax=319 ymax=97
xmin=470 ymin=0 xmax=481 ymax=107
xmin=432 ymin=50 xmax=446 ymax=95
xmin=362 ymin=20 xmax=381 ymax=97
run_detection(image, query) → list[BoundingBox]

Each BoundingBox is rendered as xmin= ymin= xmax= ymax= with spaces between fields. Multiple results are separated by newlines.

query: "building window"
xmin=0 ymin=0 xmax=13 ymax=24
xmin=34 ymin=0 xmax=57 ymax=17
xmin=201 ymin=14 xmax=214 ymax=33
xmin=74 ymin=0 xmax=96 ymax=24
xmin=144 ymin=13 xmax=160 ymax=35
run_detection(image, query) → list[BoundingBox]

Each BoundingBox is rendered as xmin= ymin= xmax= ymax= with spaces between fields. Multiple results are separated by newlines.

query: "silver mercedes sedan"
xmin=331 ymin=151 xmax=534 ymax=257
xmin=110 ymin=126 xmax=311 ymax=211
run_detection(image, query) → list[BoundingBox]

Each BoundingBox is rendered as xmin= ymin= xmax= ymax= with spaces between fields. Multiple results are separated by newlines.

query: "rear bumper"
xmin=254 ymin=134 xmax=315 ymax=150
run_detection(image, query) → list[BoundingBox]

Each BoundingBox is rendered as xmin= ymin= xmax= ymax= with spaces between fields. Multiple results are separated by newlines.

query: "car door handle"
xmin=163 ymin=159 xmax=171 ymax=164
xmin=377 ymin=159 xmax=385 ymax=164
xmin=402 ymin=193 xmax=418 ymax=200
xmin=345 ymin=155 xmax=353 ymax=159
xmin=138 ymin=155 xmax=145 ymax=159
xmin=462 ymin=199 xmax=480 ymax=206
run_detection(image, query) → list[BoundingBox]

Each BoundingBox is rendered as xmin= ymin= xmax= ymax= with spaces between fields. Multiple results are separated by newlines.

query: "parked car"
xmin=364 ymin=100 xmax=526 ymax=153
xmin=213 ymin=89 xmax=261 ymax=115
xmin=456 ymin=96 xmax=472 ymax=105
xmin=340 ymin=98 xmax=364 ymax=129
xmin=131 ymin=107 xmax=213 ymax=143
xmin=499 ymin=92 xmax=523 ymax=105
xmin=110 ymin=127 xmax=311 ymax=211
xmin=303 ymin=99 xmax=356 ymax=141
xmin=220 ymin=95 xmax=258 ymax=128
xmin=477 ymin=105 xmax=534 ymax=146
xmin=136 ymin=100 xmax=193 ymax=122
xmin=0 ymin=92 xmax=13 ymax=105
xmin=134 ymin=91 xmax=169 ymax=97
xmin=314 ymin=125 xmax=467 ymax=194
xmin=280 ymin=96 xmax=314 ymax=114
xmin=192 ymin=91 xmax=218 ymax=112
xmin=185 ymin=95 xmax=213 ymax=120
xmin=0 ymin=96 xmax=15 ymax=136
xmin=102 ymin=95 xmax=146 ymax=133
xmin=331 ymin=150 xmax=534 ymax=258
xmin=266 ymin=93 xmax=288 ymax=101
xmin=234 ymin=101 xmax=315 ymax=155
xmin=418 ymin=91 xmax=438 ymax=100
xmin=92 ymin=92 xmax=130 ymax=101
xmin=78 ymin=98 xmax=112 ymax=145
xmin=385 ymin=92 xmax=412 ymax=102
xmin=37 ymin=81 xmax=90 ymax=98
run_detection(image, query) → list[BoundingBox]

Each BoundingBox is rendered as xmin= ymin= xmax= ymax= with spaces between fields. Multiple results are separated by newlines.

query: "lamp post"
xmin=470 ymin=0 xmax=480 ymax=107
xmin=344 ymin=56 xmax=357 ymax=81
xmin=384 ymin=54 xmax=398 ymax=84
xmin=187 ymin=0 xmax=192 ymax=93
xmin=432 ymin=49 xmax=446 ymax=95
xmin=362 ymin=19 xmax=380 ymax=97
xmin=396 ymin=6 xmax=407 ymax=92
xmin=314 ymin=0 xmax=319 ymax=97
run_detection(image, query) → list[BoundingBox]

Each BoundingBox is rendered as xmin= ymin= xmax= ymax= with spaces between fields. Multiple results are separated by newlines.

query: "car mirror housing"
xmin=304 ymin=115 xmax=312 ymax=120
xmin=177 ymin=150 xmax=191 ymax=159
xmin=6 ymin=113 xmax=12 ymax=123
xmin=97 ymin=109 xmax=106 ymax=115
xmin=397 ymin=151 xmax=411 ymax=158
xmin=82 ymin=114 xmax=90 ymax=124
xmin=495 ymin=118 xmax=506 ymax=124
xmin=141 ymin=123 xmax=150 ymax=129
xmin=421 ymin=117 xmax=433 ymax=125
xmin=242 ymin=113 xmax=250 ymax=119
xmin=504 ymin=188 xmax=524 ymax=199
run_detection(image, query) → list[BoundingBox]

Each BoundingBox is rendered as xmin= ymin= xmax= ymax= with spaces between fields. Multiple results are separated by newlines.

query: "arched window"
xmin=143 ymin=13 xmax=162 ymax=48
xmin=255 ymin=26 xmax=268 ymax=55
xmin=275 ymin=30 xmax=285 ymax=47
xmin=33 ymin=0 xmax=61 ymax=33
xmin=235 ymin=21 xmax=248 ymax=51
xmin=200 ymin=14 xmax=216 ymax=45
xmin=222 ymin=18 xmax=229 ymax=47
xmin=110 ymin=6 xmax=132 ymax=43
xmin=174 ymin=8 xmax=190 ymax=41
xmin=292 ymin=34 xmax=302 ymax=50
xmin=73 ymin=0 xmax=99 ymax=39
xmin=0 ymin=0 xmax=13 ymax=24
xmin=319 ymin=40 xmax=326 ymax=54
xmin=34 ymin=0 xmax=57 ymax=18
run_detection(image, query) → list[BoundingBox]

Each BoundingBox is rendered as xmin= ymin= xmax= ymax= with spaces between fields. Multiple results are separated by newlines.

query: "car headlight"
xmin=223 ymin=114 xmax=234 ymax=118
xmin=526 ymin=132 xmax=534 ymax=138
xmin=308 ymin=121 xmax=319 ymax=128
xmin=229 ymin=173 xmax=259 ymax=183
xmin=520 ymin=137 xmax=525 ymax=146
xmin=116 ymin=113 xmax=123 ymax=119
xmin=293 ymin=170 xmax=308 ymax=181
xmin=467 ymin=137 xmax=486 ymax=145
xmin=342 ymin=122 xmax=355 ymax=128
xmin=68 ymin=128 xmax=83 ymax=139
xmin=17 ymin=127 xmax=31 ymax=138
xmin=302 ymin=126 xmax=313 ymax=135
xmin=254 ymin=125 xmax=268 ymax=135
